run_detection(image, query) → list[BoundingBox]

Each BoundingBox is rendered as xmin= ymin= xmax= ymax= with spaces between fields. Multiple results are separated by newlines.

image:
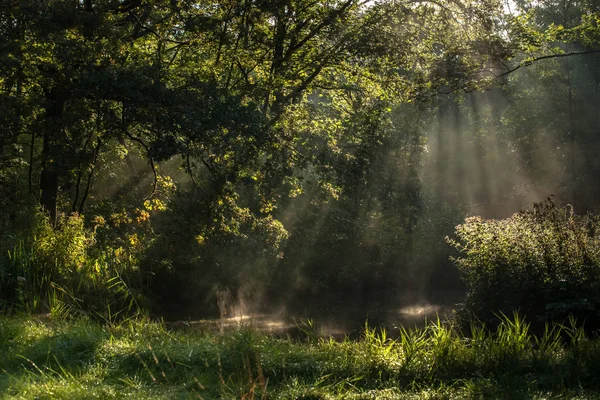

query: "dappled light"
xmin=1 ymin=0 xmax=600 ymax=397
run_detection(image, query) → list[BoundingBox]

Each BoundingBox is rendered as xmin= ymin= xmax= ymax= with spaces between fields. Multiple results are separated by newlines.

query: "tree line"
xmin=1 ymin=0 xmax=599 ymax=317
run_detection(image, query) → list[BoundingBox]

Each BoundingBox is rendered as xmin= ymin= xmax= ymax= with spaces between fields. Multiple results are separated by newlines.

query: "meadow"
xmin=2 ymin=314 xmax=600 ymax=399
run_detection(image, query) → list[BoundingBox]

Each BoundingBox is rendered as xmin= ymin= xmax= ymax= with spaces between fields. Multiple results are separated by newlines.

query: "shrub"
xmin=447 ymin=199 xmax=600 ymax=330
xmin=140 ymin=190 xmax=289 ymax=318
xmin=0 ymin=211 xmax=147 ymax=320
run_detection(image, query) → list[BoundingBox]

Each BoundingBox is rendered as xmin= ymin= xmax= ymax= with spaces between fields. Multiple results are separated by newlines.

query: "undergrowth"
xmin=1 ymin=314 xmax=600 ymax=399
xmin=448 ymin=199 xmax=600 ymax=330
xmin=0 ymin=211 xmax=148 ymax=322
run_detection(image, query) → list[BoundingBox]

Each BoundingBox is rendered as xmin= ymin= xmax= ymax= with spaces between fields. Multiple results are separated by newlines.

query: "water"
xmin=166 ymin=304 xmax=453 ymax=339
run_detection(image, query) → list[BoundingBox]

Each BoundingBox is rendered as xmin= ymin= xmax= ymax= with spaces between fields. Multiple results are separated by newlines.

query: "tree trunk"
xmin=40 ymin=132 xmax=58 ymax=224
xmin=40 ymin=88 xmax=65 ymax=224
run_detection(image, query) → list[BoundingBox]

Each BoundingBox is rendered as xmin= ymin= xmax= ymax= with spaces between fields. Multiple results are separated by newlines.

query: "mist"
xmin=1 ymin=0 xmax=599 ymax=337
xmin=124 ymin=50 xmax=600 ymax=335
xmin=203 ymin=54 xmax=600 ymax=332
xmin=4 ymin=1 xmax=600 ymax=396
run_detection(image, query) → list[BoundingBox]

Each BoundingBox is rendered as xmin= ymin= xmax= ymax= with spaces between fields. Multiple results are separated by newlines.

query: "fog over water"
xmin=180 ymin=57 xmax=600 ymax=332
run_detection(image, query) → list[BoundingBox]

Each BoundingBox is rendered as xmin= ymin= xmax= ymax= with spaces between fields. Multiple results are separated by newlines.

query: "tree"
xmin=2 ymin=0 xmax=598 ymax=314
xmin=1 ymin=0 xmax=515 ymax=223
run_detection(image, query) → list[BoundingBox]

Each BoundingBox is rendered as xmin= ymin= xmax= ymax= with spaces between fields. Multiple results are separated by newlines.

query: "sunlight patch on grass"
xmin=2 ymin=315 xmax=600 ymax=399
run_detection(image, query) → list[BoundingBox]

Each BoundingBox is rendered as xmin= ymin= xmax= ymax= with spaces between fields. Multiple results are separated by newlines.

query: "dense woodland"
xmin=1 ymin=0 xmax=600 ymax=326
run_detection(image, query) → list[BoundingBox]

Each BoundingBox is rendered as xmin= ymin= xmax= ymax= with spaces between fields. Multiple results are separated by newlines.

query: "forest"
xmin=1 ymin=0 xmax=600 ymax=398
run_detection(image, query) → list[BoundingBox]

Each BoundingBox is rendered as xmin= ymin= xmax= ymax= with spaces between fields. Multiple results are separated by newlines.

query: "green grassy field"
xmin=1 ymin=315 xmax=600 ymax=399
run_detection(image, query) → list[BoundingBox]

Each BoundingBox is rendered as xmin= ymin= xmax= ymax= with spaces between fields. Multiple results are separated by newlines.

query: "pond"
xmin=166 ymin=303 xmax=453 ymax=339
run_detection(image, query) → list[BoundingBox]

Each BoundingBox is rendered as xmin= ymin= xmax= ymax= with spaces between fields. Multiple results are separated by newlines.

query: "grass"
xmin=1 ymin=314 xmax=600 ymax=399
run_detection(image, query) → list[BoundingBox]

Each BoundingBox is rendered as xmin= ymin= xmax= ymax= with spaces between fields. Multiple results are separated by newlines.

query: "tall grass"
xmin=2 ymin=241 xmax=49 ymax=313
xmin=2 ymin=314 xmax=599 ymax=399
xmin=0 ymin=212 xmax=148 ymax=322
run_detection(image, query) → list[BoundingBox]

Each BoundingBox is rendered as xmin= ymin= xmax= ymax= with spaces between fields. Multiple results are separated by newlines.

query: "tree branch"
xmin=498 ymin=49 xmax=600 ymax=77
xmin=78 ymin=136 xmax=102 ymax=214
xmin=285 ymin=0 xmax=355 ymax=59
xmin=129 ymin=11 xmax=190 ymax=45
xmin=124 ymin=130 xmax=158 ymax=201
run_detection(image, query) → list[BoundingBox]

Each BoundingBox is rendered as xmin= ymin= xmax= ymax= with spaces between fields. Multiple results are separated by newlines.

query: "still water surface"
xmin=167 ymin=304 xmax=452 ymax=339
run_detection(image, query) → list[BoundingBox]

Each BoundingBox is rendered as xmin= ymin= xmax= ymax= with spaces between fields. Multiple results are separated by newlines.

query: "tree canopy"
xmin=1 ymin=0 xmax=599 ymax=316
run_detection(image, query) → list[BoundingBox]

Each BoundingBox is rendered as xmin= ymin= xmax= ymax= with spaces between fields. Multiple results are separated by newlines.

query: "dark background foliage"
xmin=0 ymin=0 xmax=599 ymax=328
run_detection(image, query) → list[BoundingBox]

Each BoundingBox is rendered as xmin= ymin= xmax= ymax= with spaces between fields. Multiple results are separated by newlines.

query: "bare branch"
xmin=78 ymin=137 xmax=102 ymax=214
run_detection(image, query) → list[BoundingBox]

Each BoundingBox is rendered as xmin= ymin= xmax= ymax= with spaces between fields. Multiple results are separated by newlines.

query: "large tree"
xmin=0 ymin=0 xmax=514 ymax=222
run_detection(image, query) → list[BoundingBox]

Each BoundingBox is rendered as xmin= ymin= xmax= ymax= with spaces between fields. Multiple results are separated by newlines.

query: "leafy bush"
xmin=447 ymin=199 xmax=600 ymax=329
xmin=0 ymin=211 xmax=147 ymax=320
xmin=140 ymin=190 xmax=289 ymax=318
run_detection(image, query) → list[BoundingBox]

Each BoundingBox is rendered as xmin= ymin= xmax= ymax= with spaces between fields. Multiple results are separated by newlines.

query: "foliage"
xmin=141 ymin=189 xmax=290 ymax=317
xmin=0 ymin=211 xmax=147 ymax=320
xmin=448 ymin=199 xmax=600 ymax=328
xmin=1 ymin=0 xmax=600 ymax=320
